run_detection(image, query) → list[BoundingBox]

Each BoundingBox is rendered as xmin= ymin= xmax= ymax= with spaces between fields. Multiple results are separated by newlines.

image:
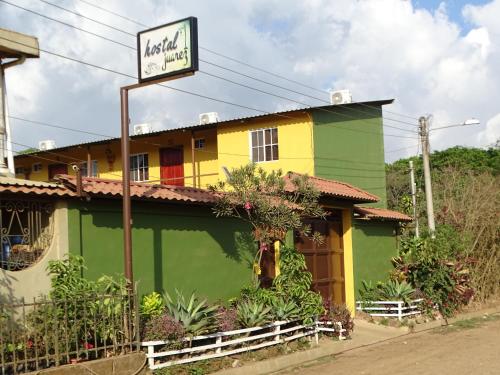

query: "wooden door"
xmin=160 ymin=148 xmax=184 ymax=186
xmin=295 ymin=216 xmax=345 ymax=304
xmin=48 ymin=164 xmax=68 ymax=180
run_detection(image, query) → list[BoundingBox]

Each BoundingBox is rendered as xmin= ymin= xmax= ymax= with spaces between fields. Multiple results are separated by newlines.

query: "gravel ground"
xmin=280 ymin=315 xmax=500 ymax=375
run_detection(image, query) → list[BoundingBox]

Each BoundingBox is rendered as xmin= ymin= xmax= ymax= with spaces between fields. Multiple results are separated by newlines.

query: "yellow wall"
xmin=216 ymin=113 xmax=315 ymax=180
xmin=14 ymin=128 xmax=220 ymax=188
xmin=342 ymin=208 xmax=355 ymax=314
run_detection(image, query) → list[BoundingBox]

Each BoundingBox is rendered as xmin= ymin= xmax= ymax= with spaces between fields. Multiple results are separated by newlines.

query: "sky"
xmin=1 ymin=0 xmax=499 ymax=163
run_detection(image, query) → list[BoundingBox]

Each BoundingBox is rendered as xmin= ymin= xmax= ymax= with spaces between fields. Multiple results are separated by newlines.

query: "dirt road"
xmin=281 ymin=317 xmax=500 ymax=375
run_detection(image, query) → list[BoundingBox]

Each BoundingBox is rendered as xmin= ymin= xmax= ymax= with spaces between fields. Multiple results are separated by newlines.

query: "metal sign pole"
xmin=121 ymin=87 xmax=133 ymax=285
xmin=122 ymin=16 xmax=198 ymax=289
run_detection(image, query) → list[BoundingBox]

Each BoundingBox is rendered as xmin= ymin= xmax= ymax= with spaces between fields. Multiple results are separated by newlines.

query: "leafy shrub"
xmin=141 ymin=292 xmax=164 ymax=319
xmin=358 ymin=280 xmax=382 ymax=303
xmin=237 ymin=300 xmax=271 ymax=328
xmin=164 ymin=290 xmax=218 ymax=336
xmin=393 ymin=228 xmax=474 ymax=318
xmin=215 ymin=306 xmax=239 ymax=332
xmin=143 ymin=314 xmax=185 ymax=342
xmin=272 ymin=246 xmax=324 ymax=324
xmin=320 ymin=300 xmax=354 ymax=337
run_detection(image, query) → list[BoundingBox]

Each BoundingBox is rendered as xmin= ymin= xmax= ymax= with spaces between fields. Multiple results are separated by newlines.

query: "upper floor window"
xmin=194 ymin=138 xmax=205 ymax=149
xmin=81 ymin=160 xmax=99 ymax=177
xmin=32 ymin=163 xmax=42 ymax=173
xmin=250 ymin=128 xmax=278 ymax=162
xmin=130 ymin=153 xmax=149 ymax=182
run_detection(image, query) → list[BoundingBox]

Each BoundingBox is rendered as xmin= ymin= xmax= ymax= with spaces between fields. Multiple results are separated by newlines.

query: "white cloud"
xmin=477 ymin=113 xmax=500 ymax=146
xmin=0 ymin=0 xmax=498 ymax=159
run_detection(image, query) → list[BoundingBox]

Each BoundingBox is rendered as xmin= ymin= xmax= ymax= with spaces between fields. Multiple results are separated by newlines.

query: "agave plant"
xmin=380 ymin=280 xmax=415 ymax=305
xmin=164 ymin=290 xmax=218 ymax=336
xmin=270 ymin=298 xmax=300 ymax=321
xmin=237 ymin=300 xmax=271 ymax=328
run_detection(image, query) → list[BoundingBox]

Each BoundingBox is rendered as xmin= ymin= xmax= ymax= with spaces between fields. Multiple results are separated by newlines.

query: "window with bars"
xmin=81 ymin=160 xmax=99 ymax=177
xmin=250 ymin=128 xmax=279 ymax=162
xmin=130 ymin=153 xmax=149 ymax=182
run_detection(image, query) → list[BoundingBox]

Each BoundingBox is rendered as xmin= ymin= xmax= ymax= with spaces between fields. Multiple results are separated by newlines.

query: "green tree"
xmin=210 ymin=163 xmax=325 ymax=285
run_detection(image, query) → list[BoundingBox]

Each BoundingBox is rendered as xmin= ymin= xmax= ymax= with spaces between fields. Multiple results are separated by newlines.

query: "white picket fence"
xmin=141 ymin=320 xmax=346 ymax=370
xmin=356 ymin=298 xmax=423 ymax=320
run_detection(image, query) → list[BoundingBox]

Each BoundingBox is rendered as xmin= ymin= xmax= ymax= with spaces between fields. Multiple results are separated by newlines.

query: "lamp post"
xmin=418 ymin=115 xmax=480 ymax=238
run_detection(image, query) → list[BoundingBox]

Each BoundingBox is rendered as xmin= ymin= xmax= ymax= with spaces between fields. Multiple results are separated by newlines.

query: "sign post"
xmin=121 ymin=17 xmax=198 ymax=286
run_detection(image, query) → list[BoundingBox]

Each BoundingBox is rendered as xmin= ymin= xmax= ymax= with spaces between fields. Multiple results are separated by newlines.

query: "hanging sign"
xmin=137 ymin=17 xmax=198 ymax=83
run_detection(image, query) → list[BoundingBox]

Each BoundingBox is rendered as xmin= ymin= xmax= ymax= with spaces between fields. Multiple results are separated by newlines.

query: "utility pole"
xmin=409 ymin=160 xmax=419 ymax=238
xmin=419 ymin=116 xmax=435 ymax=238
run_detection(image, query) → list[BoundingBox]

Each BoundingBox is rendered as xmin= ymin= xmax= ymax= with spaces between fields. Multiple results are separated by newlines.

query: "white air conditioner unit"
xmin=133 ymin=123 xmax=152 ymax=135
xmin=38 ymin=140 xmax=56 ymax=150
xmin=330 ymin=89 xmax=352 ymax=105
xmin=199 ymin=112 xmax=219 ymax=125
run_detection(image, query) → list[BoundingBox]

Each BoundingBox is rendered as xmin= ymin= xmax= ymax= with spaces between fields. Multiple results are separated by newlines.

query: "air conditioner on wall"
xmin=199 ymin=112 xmax=219 ymax=125
xmin=330 ymin=89 xmax=352 ymax=105
xmin=38 ymin=140 xmax=56 ymax=150
xmin=133 ymin=123 xmax=152 ymax=135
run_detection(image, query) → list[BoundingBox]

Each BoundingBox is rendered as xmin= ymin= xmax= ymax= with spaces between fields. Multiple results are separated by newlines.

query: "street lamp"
xmin=418 ymin=115 xmax=480 ymax=238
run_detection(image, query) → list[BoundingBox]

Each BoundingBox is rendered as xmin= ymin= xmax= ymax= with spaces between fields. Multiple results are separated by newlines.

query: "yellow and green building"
xmin=7 ymin=99 xmax=410 ymax=312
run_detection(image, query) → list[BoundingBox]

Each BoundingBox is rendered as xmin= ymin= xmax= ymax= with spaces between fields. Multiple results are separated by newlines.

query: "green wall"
xmin=68 ymin=200 xmax=254 ymax=301
xmin=311 ymin=105 xmax=387 ymax=208
xmin=352 ymin=220 xmax=398 ymax=298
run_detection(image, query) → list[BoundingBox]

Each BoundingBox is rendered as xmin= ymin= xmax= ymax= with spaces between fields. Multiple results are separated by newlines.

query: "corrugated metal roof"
xmin=284 ymin=172 xmax=380 ymax=203
xmin=354 ymin=206 xmax=412 ymax=222
xmin=14 ymin=99 xmax=394 ymax=157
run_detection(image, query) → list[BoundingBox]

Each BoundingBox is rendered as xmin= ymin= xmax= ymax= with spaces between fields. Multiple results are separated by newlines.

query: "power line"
xmin=0 ymin=37 xmax=293 ymax=120
xmin=0 ymin=29 xmax=417 ymax=141
xmin=43 ymin=0 xmax=419 ymax=124
xmin=1 ymin=0 xmax=135 ymax=50
xmin=73 ymin=0 xmax=420 ymax=122
xmin=385 ymin=144 xmax=420 ymax=153
xmin=10 ymin=115 xmax=390 ymax=168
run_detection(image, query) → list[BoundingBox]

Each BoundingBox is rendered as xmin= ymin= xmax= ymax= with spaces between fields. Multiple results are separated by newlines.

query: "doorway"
xmin=48 ymin=163 xmax=68 ymax=180
xmin=295 ymin=214 xmax=345 ymax=305
xmin=159 ymin=147 xmax=184 ymax=186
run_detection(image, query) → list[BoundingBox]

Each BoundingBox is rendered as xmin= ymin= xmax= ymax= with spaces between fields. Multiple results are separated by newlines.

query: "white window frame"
xmin=130 ymin=153 xmax=149 ymax=182
xmin=32 ymin=163 xmax=42 ymax=173
xmin=81 ymin=160 xmax=99 ymax=177
xmin=194 ymin=138 xmax=205 ymax=149
xmin=249 ymin=128 xmax=279 ymax=163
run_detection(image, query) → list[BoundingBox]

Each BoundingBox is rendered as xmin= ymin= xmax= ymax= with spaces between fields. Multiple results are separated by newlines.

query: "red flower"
xmin=26 ymin=340 xmax=33 ymax=349
xmin=83 ymin=342 xmax=94 ymax=350
xmin=244 ymin=201 xmax=252 ymax=210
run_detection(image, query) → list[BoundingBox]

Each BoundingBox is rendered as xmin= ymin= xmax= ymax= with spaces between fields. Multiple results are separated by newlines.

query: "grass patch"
xmin=434 ymin=313 xmax=500 ymax=335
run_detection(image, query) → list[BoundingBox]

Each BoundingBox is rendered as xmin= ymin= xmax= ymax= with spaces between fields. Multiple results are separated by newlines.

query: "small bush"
xmin=216 ymin=306 xmax=239 ymax=332
xmin=140 ymin=292 xmax=164 ymax=319
xmin=143 ymin=314 xmax=185 ymax=342
xmin=320 ymin=300 xmax=354 ymax=337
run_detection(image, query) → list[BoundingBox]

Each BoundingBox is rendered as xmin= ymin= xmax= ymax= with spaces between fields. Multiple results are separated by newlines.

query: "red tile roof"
xmin=284 ymin=172 xmax=379 ymax=203
xmin=0 ymin=177 xmax=75 ymax=197
xmin=354 ymin=206 xmax=412 ymax=222
xmin=56 ymin=175 xmax=216 ymax=204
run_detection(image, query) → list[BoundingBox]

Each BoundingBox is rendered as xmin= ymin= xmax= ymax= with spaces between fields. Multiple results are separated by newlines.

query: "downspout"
xmin=1 ymin=56 xmax=26 ymax=176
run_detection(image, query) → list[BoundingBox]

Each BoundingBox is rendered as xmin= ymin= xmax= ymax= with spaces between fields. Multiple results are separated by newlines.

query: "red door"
xmin=160 ymin=148 xmax=184 ymax=186
xmin=48 ymin=164 xmax=68 ymax=180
